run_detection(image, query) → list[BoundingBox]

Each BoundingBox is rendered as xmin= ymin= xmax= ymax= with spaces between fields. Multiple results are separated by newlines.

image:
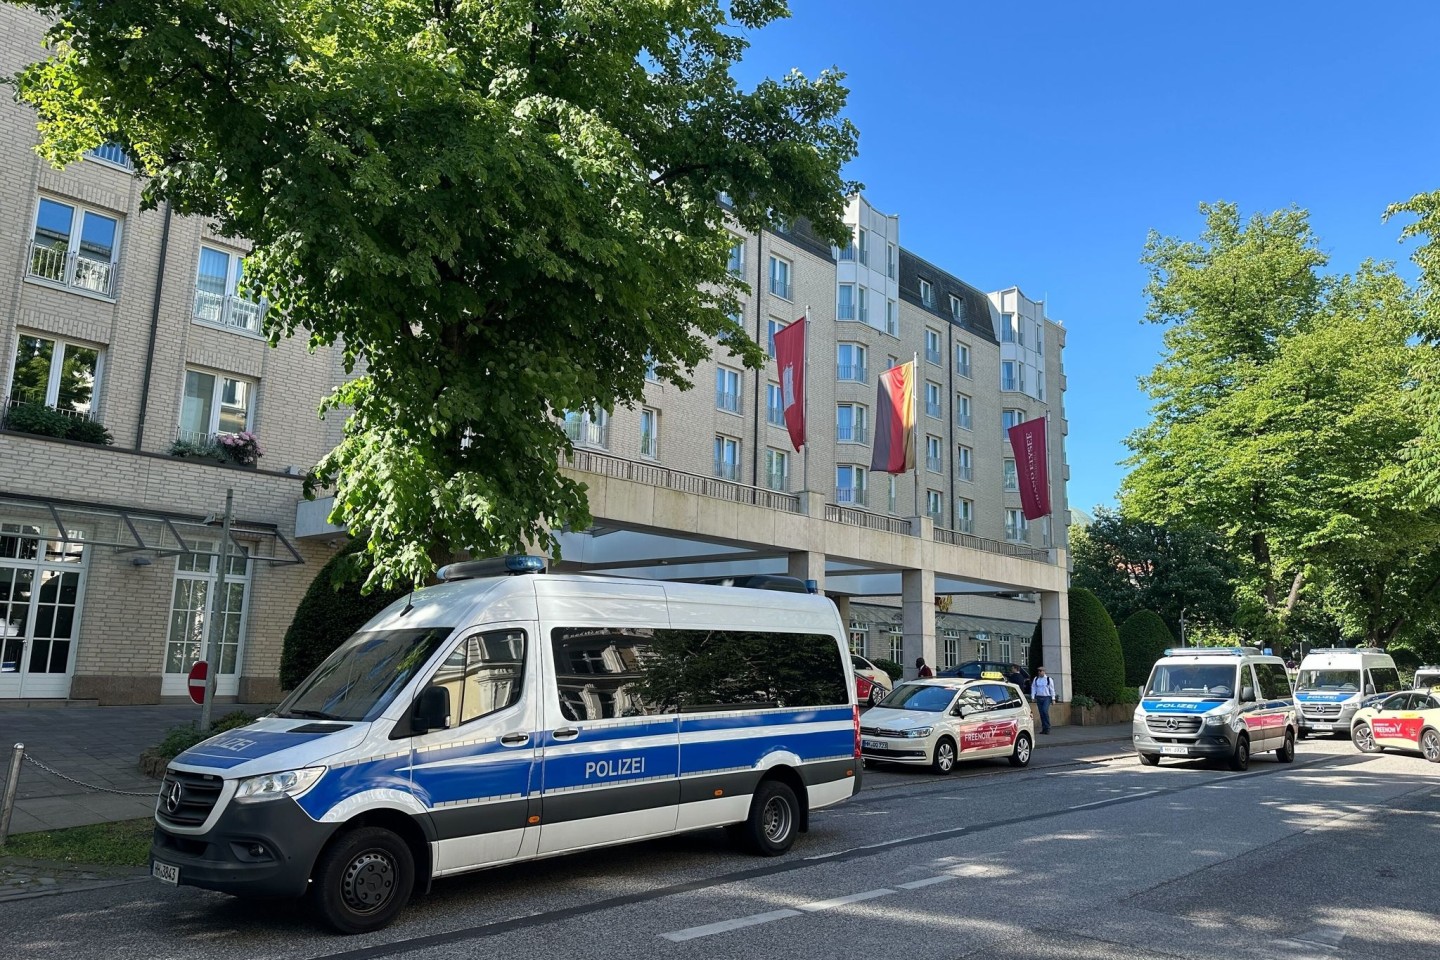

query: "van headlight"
xmin=234 ymin=767 xmax=325 ymax=803
xmin=1203 ymin=713 xmax=1230 ymax=727
xmin=904 ymin=727 xmax=933 ymax=739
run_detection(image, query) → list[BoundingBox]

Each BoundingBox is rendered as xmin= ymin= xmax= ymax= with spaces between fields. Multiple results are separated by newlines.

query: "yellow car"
xmin=1351 ymin=690 xmax=1440 ymax=761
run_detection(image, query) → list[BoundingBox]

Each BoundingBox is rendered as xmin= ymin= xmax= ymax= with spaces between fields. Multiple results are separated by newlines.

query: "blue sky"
xmin=733 ymin=1 xmax=1440 ymax=514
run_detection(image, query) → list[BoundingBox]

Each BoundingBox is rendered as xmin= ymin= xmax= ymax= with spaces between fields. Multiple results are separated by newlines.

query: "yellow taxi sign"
xmin=981 ymin=670 xmax=1006 ymax=680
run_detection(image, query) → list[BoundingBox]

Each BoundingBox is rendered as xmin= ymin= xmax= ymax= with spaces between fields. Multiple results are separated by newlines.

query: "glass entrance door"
xmin=161 ymin=543 xmax=251 ymax=697
xmin=0 ymin=523 xmax=87 ymax=699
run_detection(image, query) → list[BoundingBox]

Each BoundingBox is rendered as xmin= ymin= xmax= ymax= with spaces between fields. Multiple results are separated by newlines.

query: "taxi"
xmin=1351 ymin=689 xmax=1440 ymax=761
xmin=859 ymin=676 xmax=1033 ymax=774
xmin=853 ymin=654 xmax=892 ymax=707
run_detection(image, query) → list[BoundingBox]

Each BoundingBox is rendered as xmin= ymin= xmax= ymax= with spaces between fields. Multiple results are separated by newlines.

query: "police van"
xmin=1413 ymin=665 xmax=1440 ymax=691
xmin=1132 ymin=647 xmax=1297 ymax=770
xmin=149 ymin=558 xmax=861 ymax=933
xmin=1294 ymin=647 xmax=1403 ymax=738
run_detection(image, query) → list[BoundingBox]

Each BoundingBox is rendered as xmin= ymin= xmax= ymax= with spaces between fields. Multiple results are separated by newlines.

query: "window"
xmin=919 ymin=278 xmax=934 ymax=307
xmin=885 ymin=299 xmax=898 ymax=336
xmin=858 ymin=286 xmax=870 ymax=324
xmin=837 ymin=237 xmax=855 ymax=261
xmin=1252 ymin=662 xmax=1291 ymax=702
xmin=999 ymin=636 xmax=1013 ymax=663
xmin=943 ymin=629 xmax=962 ymax=669
xmin=837 ymin=284 xmax=856 ymax=321
xmin=956 ymin=498 xmax=974 ymax=533
xmin=645 ymin=353 xmax=660 ymax=382
xmin=949 ymin=295 xmax=966 ymax=322
xmin=1002 ymin=361 xmax=1019 ymax=392
xmin=956 ymin=343 xmax=972 ymax=378
xmin=7 ymin=334 xmax=101 ymax=421
xmin=887 ymin=355 xmax=900 ymax=370
xmin=765 ymin=448 xmax=789 ymax=491
xmin=716 ymin=366 xmax=741 ymax=412
xmin=836 ymin=403 xmax=868 ymax=444
xmin=836 ymin=464 xmax=867 ymax=506
xmin=727 ymin=239 xmax=745 ymax=276
xmin=194 ymin=246 xmax=265 ymax=334
xmin=165 ymin=542 xmax=251 ymax=686
xmin=849 ymin=624 xmax=867 ymax=656
xmin=1005 ymin=509 xmax=1028 ymax=543
xmin=926 ymin=435 xmax=943 ymax=473
xmin=887 ymin=243 xmax=897 ymax=279
xmin=837 ymin=343 xmax=867 ymax=382
xmin=767 ymin=318 xmax=785 ymax=357
xmin=432 ymin=629 xmax=527 ymax=725
xmin=957 ymin=445 xmax=974 ymax=482
xmin=857 ymin=228 xmax=869 ymax=266
xmin=955 ymin=393 xmax=972 ymax=430
xmin=1004 ymin=458 xmax=1019 ymax=491
xmin=85 ymin=142 xmax=133 ymax=170
xmin=639 ymin=408 xmax=659 ymax=459
xmin=714 ymin=434 xmax=740 ymax=480
xmin=1036 ymin=372 xmax=1046 ymax=402
xmin=1035 ymin=323 xmax=1044 ymax=355
xmin=27 ymin=197 xmax=120 ymax=297
xmin=769 ymin=256 xmax=792 ymax=300
xmin=926 ymin=489 xmax=943 ymax=520
xmin=1003 ymin=408 xmax=1025 ymax=439
xmin=1001 ymin=312 xmax=1018 ymax=343
xmin=888 ymin=628 xmax=904 ymax=665
xmin=1370 ymin=667 xmax=1404 ymax=694
xmin=925 ymin=380 xmax=942 ymax=419
xmin=767 ymin=383 xmax=785 ymax=426
xmin=563 ymin=407 xmax=609 ymax=448
xmin=925 ymin=328 xmax=942 ymax=365
xmin=180 ymin=370 xmax=254 ymax=443
xmin=887 ymin=475 xmax=898 ymax=514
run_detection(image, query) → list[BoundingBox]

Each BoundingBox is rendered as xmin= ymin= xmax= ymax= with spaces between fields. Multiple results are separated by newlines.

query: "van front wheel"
xmin=1228 ymin=734 xmax=1250 ymax=771
xmin=311 ymin=826 xmax=414 ymax=934
xmin=735 ymin=780 xmax=799 ymax=857
xmin=1276 ymin=729 xmax=1295 ymax=763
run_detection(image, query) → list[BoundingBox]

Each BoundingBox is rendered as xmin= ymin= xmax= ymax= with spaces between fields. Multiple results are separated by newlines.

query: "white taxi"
xmin=1351 ymin=690 xmax=1440 ymax=762
xmin=859 ymin=677 xmax=1034 ymax=774
xmin=853 ymin=654 xmax=892 ymax=707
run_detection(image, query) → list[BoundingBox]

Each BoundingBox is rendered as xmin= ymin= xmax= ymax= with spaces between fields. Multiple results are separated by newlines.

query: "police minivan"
xmin=1294 ymin=647 xmax=1403 ymax=738
xmin=150 ymin=558 xmax=861 ymax=933
xmin=1132 ymin=647 xmax=1297 ymax=770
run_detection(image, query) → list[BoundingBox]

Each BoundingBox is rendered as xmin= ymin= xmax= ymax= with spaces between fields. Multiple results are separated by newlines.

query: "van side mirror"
xmin=1240 ymin=685 xmax=1256 ymax=704
xmin=1365 ymin=684 xmax=1376 ymax=695
xmin=411 ymin=684 xmax=452 ymax=734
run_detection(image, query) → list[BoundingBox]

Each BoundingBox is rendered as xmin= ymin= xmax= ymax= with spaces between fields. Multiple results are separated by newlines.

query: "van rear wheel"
xmin=310 ymin=826 xmax=414 ymax=934
xmin=1422 ymin=729 xmax=1440 ymax=763
xmin=734 ymin=780 xmax=799 ymax=856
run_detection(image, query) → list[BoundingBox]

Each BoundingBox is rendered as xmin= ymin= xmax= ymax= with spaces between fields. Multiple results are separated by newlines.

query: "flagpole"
xmin=911 ymin=352 xmax=920 ymax=517
xmin=1044 ymin=409 xmax=1054 ymax=549
xmin=802 ymin=307 xmax=811 ymax=496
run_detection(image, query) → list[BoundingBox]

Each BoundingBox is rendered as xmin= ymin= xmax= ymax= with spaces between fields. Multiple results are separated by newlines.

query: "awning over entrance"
xmin=0 ymin=492 xmax=304 ymax=566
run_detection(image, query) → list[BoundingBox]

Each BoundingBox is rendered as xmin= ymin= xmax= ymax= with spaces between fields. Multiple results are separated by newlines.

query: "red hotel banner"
xmin=871 ymin=360 xmax=916 ymax=473
xmin=773 ymin=317 xmax=807 ymax=451
xmin=1007 ymin=416 xmax=1052 ymax=520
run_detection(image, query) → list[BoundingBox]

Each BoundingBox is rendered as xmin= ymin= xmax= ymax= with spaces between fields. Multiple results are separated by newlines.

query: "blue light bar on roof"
xmin=438 ymin=555 xmax=547 ymax=581
xmin=1162 ymin=646 xmax=1259 ymax=658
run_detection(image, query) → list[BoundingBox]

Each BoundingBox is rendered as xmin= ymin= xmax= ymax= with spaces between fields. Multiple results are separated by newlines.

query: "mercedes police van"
xmin=1413 ymin=665 xmax=1440 ymax=692
xmin=1132 ymin=647 xmax=1297 ymax=770
xmin=149 ymin=558 xmax=861 ymax=933
xmin=1294 ymin=647 xmax=1403 ymax=738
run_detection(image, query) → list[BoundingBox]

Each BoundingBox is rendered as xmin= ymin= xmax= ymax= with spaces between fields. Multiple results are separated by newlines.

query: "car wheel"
xmin=1352 ymin=722 xmax=1381 ymax=754
xmin=1137 ymin=752 xmax=1160 ymax=766
xmin=1276 ymin=729 xmax=1295 ymax=763
xmin=931 ymin=737 xmax=957 ymax=775
xmin=310 ymin=826 xmax=415 ymax=934
xmin=1228 ymin=734 xmax=1250 ymax=771
xmin=734 ymin=779 xmax=799 ymax=856
xmin=1008 ymin=732 xmax=1032 ymax=767
xmin=1422 ymin=729 xmax=1440 ymax=764
xmin=869 ymin=685 xmax=886 ymax=707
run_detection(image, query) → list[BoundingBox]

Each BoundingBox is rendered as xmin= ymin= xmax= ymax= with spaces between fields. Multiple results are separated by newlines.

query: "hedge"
xmin=1068 ymin=586 xmax=1126 ymax=705
xmin=1119 ymin=610 xmax=1174 ymax=688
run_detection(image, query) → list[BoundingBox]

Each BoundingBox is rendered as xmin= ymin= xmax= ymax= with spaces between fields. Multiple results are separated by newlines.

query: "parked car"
xmin=937 ymin=659 xmax=1031 ymax=694
xmin=853 ymin=654 xmax=892 ymax=706
xmin=860 ymin=677 xmax=1034 ymax=774
xmin=1351 ymin=690 xmax=1440 ymax=761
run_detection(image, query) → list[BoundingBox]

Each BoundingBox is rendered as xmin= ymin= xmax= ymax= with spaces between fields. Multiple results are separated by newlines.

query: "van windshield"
xmin=1296 ymin=670 xmax=1361 ymax=693
xmin=1144 ymin=664 xmax=1237 ymax=699
xmin=278 ymin=627 xmax=454 ymax=722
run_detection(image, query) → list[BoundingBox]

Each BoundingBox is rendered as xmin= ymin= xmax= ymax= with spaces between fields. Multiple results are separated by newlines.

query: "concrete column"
xmin=1040 ymin=588 xmax=1071 ymax=700
xmin=830 ymin=594 xmax=852 ymax=626
xmin=799 ymin=491 xmax=826 ymax=517
xmin=901 ymin=567 xmax=936 ymax=680
xmin=787 ymin=551 xmax=825 ymax=594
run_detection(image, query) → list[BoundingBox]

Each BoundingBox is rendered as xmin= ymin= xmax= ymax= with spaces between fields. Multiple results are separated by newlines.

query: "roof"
xmin=898 ymin=248 xmax=1000 ymax=344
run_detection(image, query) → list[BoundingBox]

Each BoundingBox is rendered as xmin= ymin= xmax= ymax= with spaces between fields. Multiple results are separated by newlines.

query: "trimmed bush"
xmin=1029 ymin=619 xmax=1043 ymax=673
xmin=65 ymin=417 xmax=114 ymax=445
xmin=1069 ymin=586 xmax=1126 ymax=705
xmin=278 ymin=540 xmax=407 ymax=689
xmin=870 ymin=658 xmax=904 ymax=681
xmin=1119 ymin=610 xmax=1174 ymax=687
xmin=4 ymin=401 xmax=72 ymax=439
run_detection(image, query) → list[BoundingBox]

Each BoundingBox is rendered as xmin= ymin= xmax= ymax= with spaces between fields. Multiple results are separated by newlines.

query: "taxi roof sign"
xmin=981 ymin=670 xmax=1006 ymax=680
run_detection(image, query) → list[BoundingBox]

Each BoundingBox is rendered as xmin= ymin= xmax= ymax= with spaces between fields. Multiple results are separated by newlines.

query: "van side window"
xmin=432 ymin=629 xmax=526 ymax=726
xmin=552 ymin=628 xmax=663 ymax=721
xmin=1253 ymin=662 xmax=1291 ymax=701
xmin=1370 ymin=667 xmax=1403 ymax=693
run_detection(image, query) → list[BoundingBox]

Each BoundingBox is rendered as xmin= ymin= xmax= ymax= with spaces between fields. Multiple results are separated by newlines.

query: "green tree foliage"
xmin=1067 ymin=587 xmax=1125 ymax=704
xmin=279 ymin=542 xmax=407 ymax=689
xmin=1118 ymin=610 xmax=1172 ymax=688
xmin=9 ymin=0 xmax=860 ymax=587
xmin=1029 ymin=619 xmax=1042 ymax=673
xmin=1070 ymin=509 xmax=1237 ymax=637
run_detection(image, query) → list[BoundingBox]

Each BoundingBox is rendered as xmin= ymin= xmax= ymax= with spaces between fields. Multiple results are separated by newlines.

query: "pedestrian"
xmin=915 ymin=656 xmax=934 ymax=678
xmin=1032 ymin=666 xmax=1056 ymax=734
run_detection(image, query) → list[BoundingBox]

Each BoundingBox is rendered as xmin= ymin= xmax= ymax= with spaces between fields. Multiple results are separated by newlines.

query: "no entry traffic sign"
xmin=187 ymin=660 xmax=209 ymax=705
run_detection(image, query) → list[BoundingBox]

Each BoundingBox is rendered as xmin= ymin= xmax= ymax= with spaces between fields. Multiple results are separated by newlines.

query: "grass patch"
xmin=2 ymin=818 xmax=153 ymax=867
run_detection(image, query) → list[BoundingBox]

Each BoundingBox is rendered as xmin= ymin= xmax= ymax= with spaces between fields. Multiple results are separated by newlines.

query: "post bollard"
xmin=0 ymin=742 xmax=24 ymax=847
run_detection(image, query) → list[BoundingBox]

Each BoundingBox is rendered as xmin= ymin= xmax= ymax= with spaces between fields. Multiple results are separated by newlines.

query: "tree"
xmin=1067 ymin=587 xmax=1125 ymax=705
xmin=1118 ymin=610 xmax=1172 ymax=688
xmin=1070 ymin=509 xmax=1237 ymax=637
xmin=279 ymin=542 xmax=407 ymax=689
xmin=10 ymin=0 xmax=860 ymax=587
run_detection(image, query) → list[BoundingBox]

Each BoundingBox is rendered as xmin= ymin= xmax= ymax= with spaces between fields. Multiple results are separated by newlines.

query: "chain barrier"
xmin=22 ymin=753 xmax=160 ymax=799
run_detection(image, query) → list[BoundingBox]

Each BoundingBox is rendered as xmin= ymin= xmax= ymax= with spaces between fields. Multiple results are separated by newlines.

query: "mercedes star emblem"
xmin=1166 ymin=717 xmax=1179 ymax=731
xmin=165 ymin=780 xmax=183 ymax=813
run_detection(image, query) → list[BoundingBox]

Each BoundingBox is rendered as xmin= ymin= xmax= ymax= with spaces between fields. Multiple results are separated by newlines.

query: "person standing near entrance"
xmin=914 ymin=657 xmax=934 ymax=678
xmin=1032 ymin=666 xmax=1056 ymax=734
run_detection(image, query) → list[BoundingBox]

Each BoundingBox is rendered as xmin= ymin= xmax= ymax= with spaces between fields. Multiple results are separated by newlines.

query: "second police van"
xmin=1293 ymin=647 xmax=1403 ymax=738
xmin=1132 ymin=647 xmax=1298 ymax=770
xmin=148 ymin=558 xmax=861 ymax=933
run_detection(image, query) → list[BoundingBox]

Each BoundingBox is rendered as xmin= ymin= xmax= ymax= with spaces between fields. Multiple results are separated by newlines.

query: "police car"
xmin=859 ymin=676 xmax=1034 ymax=774
xmin=1350 ymin=689 xmax=1440 ymax=761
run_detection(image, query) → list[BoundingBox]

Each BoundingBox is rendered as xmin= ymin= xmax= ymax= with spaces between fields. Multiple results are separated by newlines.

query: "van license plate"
xmin=1160 ymin=745 xmax=1189 ymax=756
xmin=862 ymin=739 xmax=887 ymax=750
xmin=152 ymin=860 xmax=179 ymax=885
xmin=1311 ymin=723 xmax=1332 ymax=731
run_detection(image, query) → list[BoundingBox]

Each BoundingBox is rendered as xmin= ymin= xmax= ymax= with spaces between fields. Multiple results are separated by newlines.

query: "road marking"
xmin=897 ymin=876 xmax=953 ymax=889
xmin=1067 ymin=789 xmax=1160 ymax=810
xmin=796 ymin=888 xmax=895 ymax=911
xmin=660 ymin=909 xmax=802 ymax=942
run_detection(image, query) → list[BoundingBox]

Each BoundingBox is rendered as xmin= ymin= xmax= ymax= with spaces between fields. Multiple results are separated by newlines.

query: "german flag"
xmin=870 ymin=360 xmax=915 ymax=474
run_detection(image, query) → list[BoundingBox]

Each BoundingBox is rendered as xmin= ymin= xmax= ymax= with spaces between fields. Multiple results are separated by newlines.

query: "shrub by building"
xmin=1119 ymin=610 xmax=1173 ymax=688
xmin=1068 ymin=587 xmax=1125 ymax=705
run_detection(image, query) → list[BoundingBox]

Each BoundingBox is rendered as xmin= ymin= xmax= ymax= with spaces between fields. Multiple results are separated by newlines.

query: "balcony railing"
xmin=957 ymin=518 xmax=974 ymax=534
xmin=2 ymin=395 xmax=100 ymax=431
xmin=837 ymin=303 xmax=856 ymax=321
xmin=956 ymin=412 xmax=972 ymax=430
xmin=957 ymin=464 xmax=973 ymax=482
xmin=28 ymin=243 xmax=117 ymax=298
xmin=836 ymin=424 xmax=868 ymax=444
xmin=834 ymin=486 xmax=867 ymax=507
xmin=956 ymin=360 xmax=972 ymax=379
xmin=766 ymin=405 xmax=785 ymax=427
xmin=769 ymin=276 xmax=792 ymax=299
xmin=639 ymin=435 xmax=659 ymax=459
xmin=716 ymin=390 xmax=740 ymax=413
xmin=563 ymin=419 xmax=609 ymax=448
xmin=714 ymin=460 xmax=740 ymax=481
xmin=86 ymin=143 xmax=134 ymax=169
xmin=765 ymin=471 xmax=787 ymax=492
xmin=826 ymin=503 xmax=910 ymax=535
xmin=926 ymin=456 xmax=943 ymax=473
xmin=925 ymin=401 xmax=942 ymax=419
xmin=925 ymin=347 xmax=942 ymax=365
xmin=194 ymin=290 xmax=266 ymax=334
xmin=837 ymin=364 xmax=867 ymax=383
xmin=1002 ymin=376 xmax=1019 ymax=392
xmin=933 ymin=525 xmax=1047 ymax=562
xmin=838 ymin=245 xmax=855 ymax=261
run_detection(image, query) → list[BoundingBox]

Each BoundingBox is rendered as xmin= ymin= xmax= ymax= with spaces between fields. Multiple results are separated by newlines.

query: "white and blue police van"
xmin=149 ymin=558 xmax=861 ymax=932
xmin=1132 ymin=647 xmax=1298 ymax=770
xmin=1294 ymin=647 xmax=1403 ymax=737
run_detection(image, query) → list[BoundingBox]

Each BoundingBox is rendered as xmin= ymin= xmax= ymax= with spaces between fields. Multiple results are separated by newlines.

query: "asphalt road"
xmin=4 ymin=736 xmax=1438 ymax=960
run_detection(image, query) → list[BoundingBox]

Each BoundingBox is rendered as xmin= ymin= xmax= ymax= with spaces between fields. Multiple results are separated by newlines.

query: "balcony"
xmin=769 ymin=276 xmax=792 ymax=300
xmin=956 ymin=412 xmax=972 ymax=430
xmin=836 ymin=424 xmax=868 ymax=444
xmin=957 ymin=518 xmax=973 ymax=534
xmin=835 ymin=486 xmax=866 ymax=507
xmin=28 ymin=243 xmax=116 ymax=298
xmin=714 ymin=460 xmax=740 ymax=481
xmin=85 ymin=143 xmax=133 ymax=170
xmin=716 ymin=390 xmax=740 ymax=413
xmin=639 ymin=434 xmax=659 ymax=459
xmin=564 ymin=418 xmax=609 ymax=448
xmin=194 ymin=290 xmax=266 ymax=334
xmin=926 ymin=456 xmax=943 ymax=473
xmin=1001 ymin=376 xmax=1019 ymax=392
xmin=837 ymin=364 xmax=867 ymax=383
xmin=838 ymin=245 xmax=855 ymax=261
xmin=2 ymin=396 xmax=109 ymax=444
xmin=837 ymin=303 xmax=856 ymax=321
xmin=925 ymin=347 xmax=942 ymax=365
xmin=957 ymin=464 xmax=973 ymax=482
xmin=1005 ymin=526 xmax=1028 ymax=544
xmin=925 ymin=401 xmax=942 ymax=419
xmin=765 ymin=471 xmax=788 ymax=492
xmin=956 ymin=360 xmax=972 ymax=379
xmin=766 ymin=404 xmax=785 ymax=427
